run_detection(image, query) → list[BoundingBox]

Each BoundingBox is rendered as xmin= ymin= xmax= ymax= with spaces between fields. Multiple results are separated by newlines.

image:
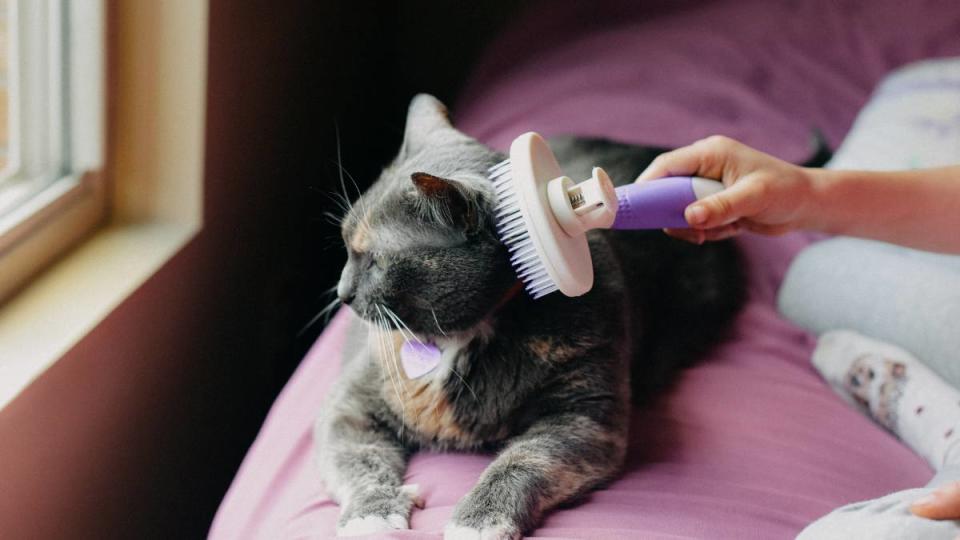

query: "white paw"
xmin=443 ymin=523 xmax=519 ymax=540
xmin=401 ymin=483 xmax=426 ymax=508
xmin=337 ymin=514 xmax=408 ymax=537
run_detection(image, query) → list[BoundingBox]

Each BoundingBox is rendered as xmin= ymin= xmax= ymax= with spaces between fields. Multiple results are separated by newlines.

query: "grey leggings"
xmin=779 ymin=237 xmax=960 ymax=389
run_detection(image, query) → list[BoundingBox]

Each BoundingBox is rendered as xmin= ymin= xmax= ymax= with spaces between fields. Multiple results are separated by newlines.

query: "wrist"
xmin=803 ymin=167 xmax=850 ymax=234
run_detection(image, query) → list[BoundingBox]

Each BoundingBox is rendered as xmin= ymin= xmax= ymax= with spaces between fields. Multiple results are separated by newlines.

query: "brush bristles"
xmin=489 ymin=159 xmax=559 ymax=299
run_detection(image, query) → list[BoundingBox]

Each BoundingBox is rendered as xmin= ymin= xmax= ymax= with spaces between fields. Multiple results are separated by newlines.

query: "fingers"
xmin=637 ymin=136 xmax=760 ymax=228
xmin=663 ymin=222 xmax=741 ymax=244
xmin=663 ymin=228 xmax=705 ymax=244
xmin=637 ymin=135 xmax=741 ymax=182
xmin=663 ymin=218 xmax=790 ymax=244
xmin=638 ymin=135 xmax=791 ymax=243
xmin=911 ymin=482 xmax=960 ymax=520
xmin=684 ymin=179 xmax=766 ymax=228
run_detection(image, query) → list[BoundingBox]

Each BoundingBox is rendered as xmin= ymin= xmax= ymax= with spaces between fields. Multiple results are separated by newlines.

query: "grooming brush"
xmin=490 ymin=132 xmax=724 ymax=299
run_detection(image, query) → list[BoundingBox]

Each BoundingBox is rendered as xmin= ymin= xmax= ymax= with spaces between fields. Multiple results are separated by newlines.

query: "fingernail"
xmin=686 ymin=205 xmax=708 ymax=225
xmin=912 ymin=493 xmax=939 ymax=507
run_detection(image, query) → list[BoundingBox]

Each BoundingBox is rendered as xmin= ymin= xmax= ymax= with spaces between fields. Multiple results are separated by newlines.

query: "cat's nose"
xmin=337 ymin=278 xmax=356 ymax=305
xmin=337 ymin=268 xmax=357 ymax=305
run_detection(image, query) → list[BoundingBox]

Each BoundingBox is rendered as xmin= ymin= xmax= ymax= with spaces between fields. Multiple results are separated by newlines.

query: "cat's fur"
xmin=314 ymin=94 xmax=747 ymax=539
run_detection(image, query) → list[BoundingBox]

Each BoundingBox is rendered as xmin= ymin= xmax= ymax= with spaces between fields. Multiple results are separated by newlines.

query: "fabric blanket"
xmin=211 ymin=0 xmax=960 ymax=537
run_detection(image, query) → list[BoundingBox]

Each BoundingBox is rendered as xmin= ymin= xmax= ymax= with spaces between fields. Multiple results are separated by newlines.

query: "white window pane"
xmin=0 ymin=1 xmax=9 ymax=172
xmin=0 ymin=0 xmax=16 ymax=216
xmin=0 ymin=0 xmax=65 ymax=221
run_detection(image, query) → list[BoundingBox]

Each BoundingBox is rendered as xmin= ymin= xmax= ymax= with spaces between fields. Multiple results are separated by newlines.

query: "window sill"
xmin=0 ymin=219 xmax=197 ymax=408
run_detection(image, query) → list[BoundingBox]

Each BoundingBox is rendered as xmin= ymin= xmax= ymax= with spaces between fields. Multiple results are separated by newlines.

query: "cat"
xmin=313 ymin=94 xmax=748 ymax=539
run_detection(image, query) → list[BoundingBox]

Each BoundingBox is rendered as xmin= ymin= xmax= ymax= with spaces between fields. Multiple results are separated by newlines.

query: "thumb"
xmin=684 ymin=179 xmax=763 ymax=228
xmin=911 ymin=482 xmax=960 ymax=520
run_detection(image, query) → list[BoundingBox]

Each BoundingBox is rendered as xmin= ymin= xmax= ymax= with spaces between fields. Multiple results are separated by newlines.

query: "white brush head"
xmin=490 ymin=132 xmax=594 ymax=298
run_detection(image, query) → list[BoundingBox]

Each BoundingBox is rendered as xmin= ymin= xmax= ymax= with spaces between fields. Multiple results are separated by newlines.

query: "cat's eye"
xmin=363 ymin=253 xmax=387 ymax=271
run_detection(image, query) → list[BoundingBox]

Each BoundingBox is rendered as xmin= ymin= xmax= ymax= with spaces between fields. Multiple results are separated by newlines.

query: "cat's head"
xmin=336 ymin=94 xmax=515 ymax=335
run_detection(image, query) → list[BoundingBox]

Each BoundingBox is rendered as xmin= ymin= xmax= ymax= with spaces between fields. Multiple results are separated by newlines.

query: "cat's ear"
xmin=403 ymin=94 xmax=452 ymax=145
xmin=411 ymin=172 xmax=455 ymax=198
xmin=411 ymin=172 xmax=479 ymax=233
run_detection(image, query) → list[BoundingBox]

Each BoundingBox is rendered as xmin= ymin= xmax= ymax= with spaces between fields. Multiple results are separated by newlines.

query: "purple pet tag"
xmin=400 ymin=341 xmax=442 ymax=379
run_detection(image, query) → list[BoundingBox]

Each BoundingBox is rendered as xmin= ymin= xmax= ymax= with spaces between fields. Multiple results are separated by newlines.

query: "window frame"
xmin=0 ymin=0 xmax=105 ymax=304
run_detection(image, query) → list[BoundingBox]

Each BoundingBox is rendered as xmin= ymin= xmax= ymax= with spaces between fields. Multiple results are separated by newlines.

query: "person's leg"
xmin=778 ymin=54 xmax=960 ymax=389
xmin=812 ymin=330 xmax=960 ymax=470
xmin=797 ymin=332 xmax=960 ymax=539
xmin=779 ymin=237 xmax=960 ymax=389
xmin=787 ymin=56 xmax=960 ymax=539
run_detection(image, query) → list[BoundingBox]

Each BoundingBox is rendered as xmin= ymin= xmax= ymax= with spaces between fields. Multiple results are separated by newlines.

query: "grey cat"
xmin=314 ymin=94 xmax=746 ymax=539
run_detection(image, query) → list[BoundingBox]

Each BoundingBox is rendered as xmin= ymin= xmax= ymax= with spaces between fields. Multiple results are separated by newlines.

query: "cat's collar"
xmin=400 ymin=283 xmax=520 ymax=379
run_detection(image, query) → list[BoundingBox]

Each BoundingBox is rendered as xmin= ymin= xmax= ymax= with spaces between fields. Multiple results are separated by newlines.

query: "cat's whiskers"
xmin=370 ymin=309 xmax=393 ymax=397
xmin=322 ymin=209 xmax=347 ymax=228
xmin=307 ymin=182 xmax=349 ymax=228
xmin=333 ymin=124 xmax=354 ymax=214
xmin=333 ymin=123 xmax=379 ymax=243
xmin=374 ymin=306 xmax=403 ymax=406
xmin=384 ymin=305 xmax=479 ymax=404
xmin=382 ymin=306 xmax=425 ymax=347
xmin=442 ymin=322 xmax=484 ymax=408
xmin=448 ymin=363 xmax=478 ymax=404
xmin=296 ymin=286 xmax=341 ymax=337
xmin=430 ymin=308 xmax=447 ymax=337
xmin=382 ymin=306 xmax=448 ymax=430
xmin=375 ymin=304 xmax=408 ymax=442
xmin=322 ymin=191 xmax=351 ymax=220
xmin=383 ymin=306 xmax=462 ymax=430
xmin=387 ymin=321 xmax=411 ymax=445
xmin=339 ymin=164 xmax=365 ymax=205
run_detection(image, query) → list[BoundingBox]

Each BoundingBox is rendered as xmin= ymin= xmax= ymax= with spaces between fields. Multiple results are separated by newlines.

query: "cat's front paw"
xmin=445 ymin=483 xmax=523 ymax=540
xmin=336 ymin=484 xmax=423 ymax=537
xmin=338 ymin=514 xmax=408 ymax=536
xmin=443 ymin=522 xmax=520 ymax=540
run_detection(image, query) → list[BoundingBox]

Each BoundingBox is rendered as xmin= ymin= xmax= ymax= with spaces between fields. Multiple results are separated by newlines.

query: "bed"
xmin=210 ymin=1 xmax=960 ymax=538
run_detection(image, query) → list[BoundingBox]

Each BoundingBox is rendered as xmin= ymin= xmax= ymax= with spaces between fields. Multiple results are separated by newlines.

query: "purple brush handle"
xmin=611 ymin=177 xmax=699 ymax=229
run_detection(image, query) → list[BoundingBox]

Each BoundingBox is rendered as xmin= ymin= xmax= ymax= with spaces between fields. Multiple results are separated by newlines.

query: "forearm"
xmin=808 ymin=166 xmax=960 ymax=253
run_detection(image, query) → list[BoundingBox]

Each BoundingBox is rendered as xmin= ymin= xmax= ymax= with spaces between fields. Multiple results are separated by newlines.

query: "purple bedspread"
xmin=211 ymin=1 xmax=960 ymax=538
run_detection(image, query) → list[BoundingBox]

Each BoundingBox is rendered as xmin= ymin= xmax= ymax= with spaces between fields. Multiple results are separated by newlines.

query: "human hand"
xmin=911 ymin=481 xmax=960 ymax=520
xmin=637 ymin=135 xmax=819 ymax=244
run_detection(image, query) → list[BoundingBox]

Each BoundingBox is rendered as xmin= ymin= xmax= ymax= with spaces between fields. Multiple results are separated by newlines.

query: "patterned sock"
xmin=812 ymin=330 xmax=960 ymax=470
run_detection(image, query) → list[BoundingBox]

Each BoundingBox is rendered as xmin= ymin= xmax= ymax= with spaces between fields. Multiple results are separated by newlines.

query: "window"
xmin=0 ymin=1 xmax=205 ymax=409
xmin=0 ymin=0 xmax=104 ymax=303
xmin=0 ymin=2 xmax=8 ymax=173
